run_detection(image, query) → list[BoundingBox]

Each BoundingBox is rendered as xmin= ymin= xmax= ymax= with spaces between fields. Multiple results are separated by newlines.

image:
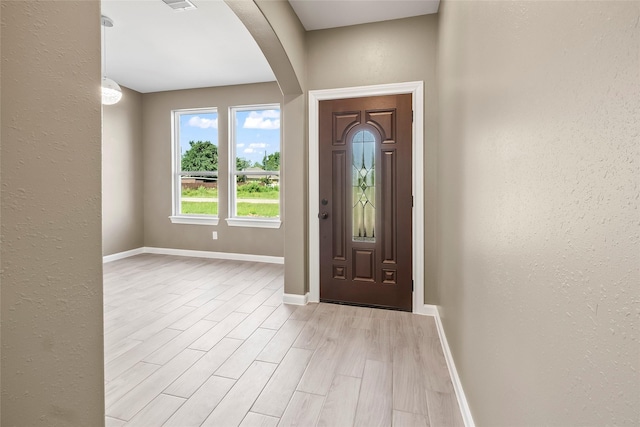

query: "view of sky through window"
xmin=234 ymin=109 xmax=280 ymax=169
xmin=178 ymin=109 xmax=280 ymax=169
xmin=179 ymin=112 xmax=218 ymax=163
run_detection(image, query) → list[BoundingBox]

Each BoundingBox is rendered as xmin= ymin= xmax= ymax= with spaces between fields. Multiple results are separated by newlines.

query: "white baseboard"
xmin=283 ymin=292 xmax=309 ymax=306
xmin=103 ymin=247 xmax=145 ymax=263
xmin=433 ymin=307 xmax=475 ymax=427
xmin=143 ymin=247 xmax=284 ymax=264
xmin=102 ymin=246 xmax=284 ymax=265
xmin=415 ymin=303 xmax=439 ymax=316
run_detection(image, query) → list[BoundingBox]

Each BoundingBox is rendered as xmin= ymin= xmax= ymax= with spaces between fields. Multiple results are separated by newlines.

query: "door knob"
xmin=318 ymin=212 xmax=329 ymax=220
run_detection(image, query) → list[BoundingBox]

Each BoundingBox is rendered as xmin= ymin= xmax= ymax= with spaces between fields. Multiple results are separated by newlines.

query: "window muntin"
xmin=172 ymin=108 xmax=219 ymax=222
xmin=229 ymin=105 xmax=280 ymax=220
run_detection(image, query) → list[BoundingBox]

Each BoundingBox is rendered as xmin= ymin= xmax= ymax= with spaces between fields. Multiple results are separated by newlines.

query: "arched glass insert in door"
xmin=352 ymin=129 xmax=376 ymax=242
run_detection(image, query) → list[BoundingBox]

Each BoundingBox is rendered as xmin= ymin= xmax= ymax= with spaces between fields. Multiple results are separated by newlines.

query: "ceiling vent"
xmin=162 ymin=0 xmax=197 ymax=11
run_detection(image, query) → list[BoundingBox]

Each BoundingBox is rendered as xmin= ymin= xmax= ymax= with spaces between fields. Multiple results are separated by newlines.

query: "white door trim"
xmin=308 ymin=81 xmax=425 ymax=314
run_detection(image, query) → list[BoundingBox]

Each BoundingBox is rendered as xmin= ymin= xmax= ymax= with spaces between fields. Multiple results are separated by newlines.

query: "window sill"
xmin=225 ymin=218 xmax=282 ymax=229
xmin=169 ymin=215 xmax=219 ymax=226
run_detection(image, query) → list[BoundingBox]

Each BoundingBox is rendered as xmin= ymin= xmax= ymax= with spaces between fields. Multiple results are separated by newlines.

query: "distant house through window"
xmin=170 ymin=108 xmax=219 ymax=225
xmin=228 ymin=104 xmax=281 ymax=228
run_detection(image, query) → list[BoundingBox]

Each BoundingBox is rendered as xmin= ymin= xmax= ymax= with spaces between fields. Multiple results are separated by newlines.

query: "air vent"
xmin=162 ymin=0 xmax=197 ymax=11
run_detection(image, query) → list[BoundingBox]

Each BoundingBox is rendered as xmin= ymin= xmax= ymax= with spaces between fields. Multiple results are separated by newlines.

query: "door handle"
xmin=318 ymin=212 xmax=329 ymax=220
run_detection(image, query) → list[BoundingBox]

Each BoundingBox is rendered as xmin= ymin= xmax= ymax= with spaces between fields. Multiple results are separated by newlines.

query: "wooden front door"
xmin=319 ymin=94 xmax=413 ymax=311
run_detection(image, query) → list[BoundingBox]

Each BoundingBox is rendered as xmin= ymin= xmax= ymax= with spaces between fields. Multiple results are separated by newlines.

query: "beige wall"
xmin=307 ymin=15 xmax=440 ymax=303
xmin=103 ymin=86 xmax=144 ymax=256
xmin=437 ymin=1 xmax=640 ymax=425
xmin=253 ymin=0 xmax=308 ymax=296
xmin=142 ymin=82 xmax=285 ymax=256
xmin=0 ymin=1 xmax=105 ymax=425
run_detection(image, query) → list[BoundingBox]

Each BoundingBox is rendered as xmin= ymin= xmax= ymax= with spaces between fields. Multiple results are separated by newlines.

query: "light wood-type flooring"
xmin=104 ymin=254 xmax=464 ymax=427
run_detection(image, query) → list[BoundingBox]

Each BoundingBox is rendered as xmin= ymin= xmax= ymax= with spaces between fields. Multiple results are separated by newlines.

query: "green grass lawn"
xmin=181 ymin=187 xmax=217 ymax=198
xmin=181 ymin=201 xmax=278 ymax=218
xmin=181 ymin=201 xmax=218 ymax=215
xmin=181 ymin=183 xmax=279 ymax=200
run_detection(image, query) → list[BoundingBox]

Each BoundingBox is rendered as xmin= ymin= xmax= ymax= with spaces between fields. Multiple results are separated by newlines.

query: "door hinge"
xmin=411 ymin=196 xmax=414 ymax=207
xmin=412 ymin=280 xmax=414 ymax=291
xmin=412 ymin=110 xmax=414 ymax=122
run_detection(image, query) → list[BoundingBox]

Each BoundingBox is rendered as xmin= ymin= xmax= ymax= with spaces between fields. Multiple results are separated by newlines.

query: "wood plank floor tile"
xmin=235 ymin=288 xmax=280 ymax=314
xmin=252 ymin=347 xmax=314 ymax=418
xmin=143 ymin=319 xmax=216 ymax=365
xmin=103 ymin=256 xmax=464 ymax=427
xmin=239 ymin=412 xmax=279 ymax=427
xmin=104 ymin=310 xmax=165 ymax=346
xmin=420 ymin=337 xmax=455 ymax=394
xmin=392 ymin=410 xmax=430 ymax=427
xmin=169 ymin=298 xmax=225 ymax=331
xmin=181 ymin=286 xmax=230 ymax=308
xmin=260 ymin=303 xmax=296 ymax=329
xmin=189 ymin=311 xmax=248 ymax=351
xmin=354 ymin=359 xmax=393 ymax=427
xmin=289 ymin=302 xmax=319 ymax=321
xmin=291 ymin=304 xmax=339 ymax=350
xmin=392 ymin=313 xmax=431 ymax=416
xmin=165 ymin=337 xmax=243 ymax=398
xmin=201 ymin=361 xmax=277 ymax=427
xmin=227 ymin=304 xmax=278 ymax=340
xmin=425 ymin=389 xmax=464 ymax=427
xmin=316 ymin=375 xmax=361 ymax=427
xmin=261 ymin=289 xmax=284 ymax=307
xmin=335 ymin=326 xmax=368 ymax=378
xmin=105 ymin=362 xmax=161 ymax=408
xmin=296 ymin=337 xmax=340 ymax=395
xmin=105 ymin=416 xmax=126 ymax=427
xmin=205 ymin=293 xmax=252 ymax=322
xmin=215 ymin=328 xmax=276 ymax=379
xmin=277 ymin=391 xmax=324 ymax=427
xmin=104 ymin=338 xmax=142 ymax=365
xmin=124 ymin=393 xmax=185 ymax=427
xmin=105 ymin=328 xmax=181 ymax=382
xmin=164 ymin=375 xmax=235 ymax=427
xmin=130 ymin=305 xmax=194 ymax=341
xmin=106 ymin=348 xmax=204 ymax=421
xmin=256 ymin=319 xmax=305 ymax=363
xmin=365 ymin=317 xmax=392 ymax=363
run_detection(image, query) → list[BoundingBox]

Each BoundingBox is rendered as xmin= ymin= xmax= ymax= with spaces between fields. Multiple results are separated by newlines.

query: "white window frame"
xmin=227 ymin=104 xmax=282 ymax=229
xmin=169 ymin=107 xmax=219 ymax=226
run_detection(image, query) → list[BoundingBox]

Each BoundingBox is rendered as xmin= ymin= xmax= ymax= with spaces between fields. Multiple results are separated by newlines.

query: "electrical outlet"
xmin=212 ymin=231 xmax=218 ymax=240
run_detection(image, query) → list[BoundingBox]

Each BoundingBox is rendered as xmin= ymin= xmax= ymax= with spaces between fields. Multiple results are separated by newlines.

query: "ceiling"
xmin=101 ymin=0 xmax=440 ymax=94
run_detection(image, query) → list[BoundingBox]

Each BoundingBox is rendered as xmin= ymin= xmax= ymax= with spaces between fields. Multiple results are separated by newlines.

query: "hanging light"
xmin=101 ymin=15 xmax=122 ymax=105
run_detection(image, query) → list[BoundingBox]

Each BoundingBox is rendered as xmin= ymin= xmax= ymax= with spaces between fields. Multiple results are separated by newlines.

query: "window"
xmin=228 ymin=104 xmax=281 ymax=228
xmin=170 ymin=108 xmax=219 ymax=225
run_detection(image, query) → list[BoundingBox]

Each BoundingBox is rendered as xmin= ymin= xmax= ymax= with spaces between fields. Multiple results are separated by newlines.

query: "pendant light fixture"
xmin=101 ymin=15 xmax=122 ymax=105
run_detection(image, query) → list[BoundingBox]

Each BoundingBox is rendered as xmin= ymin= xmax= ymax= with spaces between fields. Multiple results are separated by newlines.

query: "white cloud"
xmin=249 ymin=143 xmax=267 ymax=149
xmin=237 ymin=143 xmax=245 ymax=148
xmin=188 ymin=116 xmax=218 ymax=129
xmin=243 ymin=148 xmax=254 ymax=154
xmin=243 ymin=110 xmax=280 ymax=130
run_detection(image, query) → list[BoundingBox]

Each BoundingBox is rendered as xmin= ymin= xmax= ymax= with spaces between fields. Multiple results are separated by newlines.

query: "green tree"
xmin=181 ymin=141 xmax=218 ymax=172
xmin=262 ymin=151 xmax=280 ymax=171
xmin=236 ymin=157 xmax=251 ymax=171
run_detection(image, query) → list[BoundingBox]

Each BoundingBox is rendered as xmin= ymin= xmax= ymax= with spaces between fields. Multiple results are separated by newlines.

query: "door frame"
xmin=308 ymin=81 xmax=426 ymax=314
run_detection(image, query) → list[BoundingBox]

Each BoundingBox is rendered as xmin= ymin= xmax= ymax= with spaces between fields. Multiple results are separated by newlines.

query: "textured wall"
xmin=307 ymin=15 xmax=440 ymax=303
xmin=437 ymin=1 xmax=639 ymax=425
xmin=253 ymin=0 xmax=308 ymax=296
xmin=142 ymin=82 xmax=285 ymax=256
xmin=103 ymin=86 xmax=144 ymax=256
xmin=0 ymin=1 xmax=105 ymax=425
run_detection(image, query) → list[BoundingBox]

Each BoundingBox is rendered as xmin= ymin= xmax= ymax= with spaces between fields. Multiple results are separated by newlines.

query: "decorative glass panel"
xmin=352 ymin=130 xmax=376 ymax=242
